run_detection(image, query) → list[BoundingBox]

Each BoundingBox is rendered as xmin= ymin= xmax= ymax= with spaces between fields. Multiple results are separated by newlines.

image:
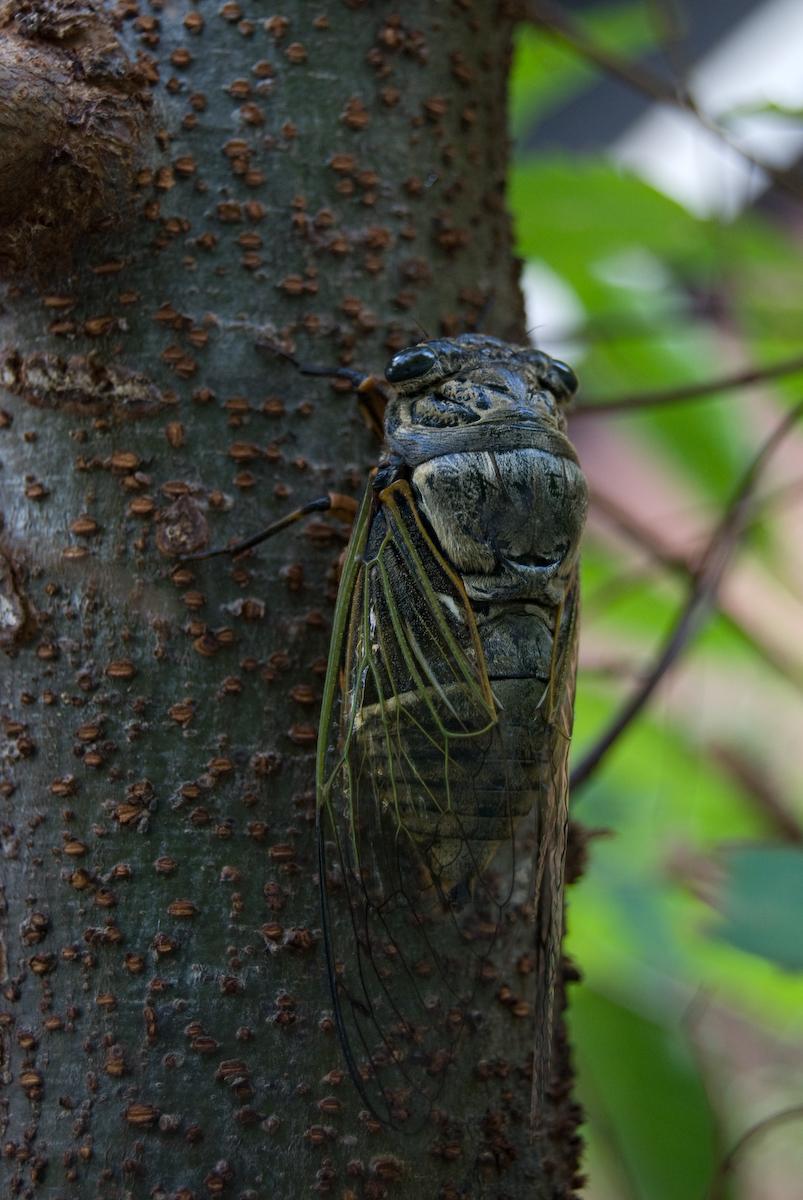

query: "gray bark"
xmin=0 ymin=2 xmax=582 ymax=1197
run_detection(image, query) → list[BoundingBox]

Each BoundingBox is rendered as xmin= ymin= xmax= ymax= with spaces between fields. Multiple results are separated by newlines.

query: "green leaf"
xmin=710 ymin=845 xmax=803 ymax=971
xmin=510 ymin=158 xmax=712 ymax=277
xmin=566 ymin=682 xmax=803 ymax=1025
xmin=570 ymin=986 xmax=717 ymax=1200
xmin=510 ymin=3 xmax=656 ymax=139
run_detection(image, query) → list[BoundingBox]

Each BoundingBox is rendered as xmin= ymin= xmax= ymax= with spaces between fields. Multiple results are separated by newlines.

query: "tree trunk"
xmin=0 ymin=2 xmax=582 ymax=1197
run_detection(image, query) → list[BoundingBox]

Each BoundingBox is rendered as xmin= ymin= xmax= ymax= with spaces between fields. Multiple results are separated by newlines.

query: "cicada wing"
xmin=528 ymin=570 xmax=580 ymax=1112
xmin=317 ymin=478 xmax=580 ymax=1132
xmin=317 ymin=479 xmax=514 ymax=1129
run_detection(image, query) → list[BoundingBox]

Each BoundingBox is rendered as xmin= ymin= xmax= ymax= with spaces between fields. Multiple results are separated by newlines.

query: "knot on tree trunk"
xmin=0 ymin=0 xmax=153 ymax=276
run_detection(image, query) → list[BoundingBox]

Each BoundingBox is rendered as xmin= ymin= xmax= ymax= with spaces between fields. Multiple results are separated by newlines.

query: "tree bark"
xmin=0 ymin=3 xmax=582 ymax=1197
xmin=0 ymin=0 xmax=152 ymax=276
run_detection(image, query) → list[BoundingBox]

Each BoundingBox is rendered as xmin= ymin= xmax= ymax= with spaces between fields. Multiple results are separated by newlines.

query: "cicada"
xmin=200 ymin=334 xmax=587 ymax=1132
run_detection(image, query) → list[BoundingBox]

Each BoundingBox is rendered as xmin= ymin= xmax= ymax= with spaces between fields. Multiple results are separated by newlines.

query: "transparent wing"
xmin=317 ymin=478 xmax=578 ymax=1131
xmin=528 ymin=575 xmax=579 ymax=1117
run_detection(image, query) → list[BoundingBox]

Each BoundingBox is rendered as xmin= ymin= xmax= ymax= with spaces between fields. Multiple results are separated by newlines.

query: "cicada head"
xmin=384 ymin=333 xmax=578 ymax=439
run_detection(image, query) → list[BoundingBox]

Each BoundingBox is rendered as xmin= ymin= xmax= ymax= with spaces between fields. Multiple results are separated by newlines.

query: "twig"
xmin=571 ymin=399 xmax=803 ymax=791
xmin=751 ymin=472 xmax=803 ymax=525
xmin=572 ymin=353 xmax=803 ymax=415
xmin=588 ymin=489 xmax=803 ymax=692
xmin=523 ymin=0 xmax=684 ymax=106
xmin=522 ymin=0 xmax=803 ymax=205
xmin=646 ymin=0 xmax=690 ymax=85
xmin=707 ymin=1104 xmax=803 ymax=1200
xmin=708 ymin=743 xmax=803 ymax=843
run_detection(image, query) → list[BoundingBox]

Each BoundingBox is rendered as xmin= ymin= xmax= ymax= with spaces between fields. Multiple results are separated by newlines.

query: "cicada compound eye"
xmin=385 ymin=344 xmax=438 ymax=385
xmin=550 ymin=358 xmax=578 ymax=399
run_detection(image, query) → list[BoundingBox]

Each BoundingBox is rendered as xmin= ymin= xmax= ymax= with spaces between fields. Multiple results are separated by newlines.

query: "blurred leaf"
xmin=510 ymin=158 xmax=713 ymax=279
xmin=570 ymin=986 xmax=716 ymax=1200
xmin=579 ymin=536 xmax=765 ymax=668
xmin=709 ymin=846 xmax=803 ymax=971
xmin=511 ymin=159 xmax=794 ymax=497
xmin=567 ymin=686 xmax=803 ymax=1025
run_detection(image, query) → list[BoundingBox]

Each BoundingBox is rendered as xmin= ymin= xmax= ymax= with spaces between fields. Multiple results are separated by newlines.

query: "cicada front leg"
xmin=275 ymin=349 xmax=391 ymax=441
xmin=183 ymin=492 xmax=360 ymax=563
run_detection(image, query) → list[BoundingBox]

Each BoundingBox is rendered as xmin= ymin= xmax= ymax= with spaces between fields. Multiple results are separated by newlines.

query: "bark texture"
xmin=0 ymin=3 xmax=582 ymax=1197
xmin=0 ymin=0 xmax=152 ymax=275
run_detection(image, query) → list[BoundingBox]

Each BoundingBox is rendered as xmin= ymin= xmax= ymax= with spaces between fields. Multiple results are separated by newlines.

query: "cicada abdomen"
xmin=317 ymin=335 xmax=588 ymax=1134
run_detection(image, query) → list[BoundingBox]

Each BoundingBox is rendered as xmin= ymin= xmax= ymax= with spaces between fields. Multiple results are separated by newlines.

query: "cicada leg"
xmin=279 ymin=351 xmax=390 ymax=441
xmin=184 ymin=492 xmax=359 ymax=561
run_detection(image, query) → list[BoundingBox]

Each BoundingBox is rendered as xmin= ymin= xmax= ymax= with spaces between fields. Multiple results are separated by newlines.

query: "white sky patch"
xmin=611 ymin=0 xmax=803 ymax=218
xmin=521 ymin=260 xmax=586 ymax=362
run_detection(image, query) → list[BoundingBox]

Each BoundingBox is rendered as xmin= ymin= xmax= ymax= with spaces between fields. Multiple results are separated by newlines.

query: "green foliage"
xmin=509 ymin=4 xmax=656 ymax=138
xmin=510 ymin=158 xmax=789 ymax=500
xmin=711 ymin=846 xmax=803 ymax=970
xmin=569 ymin=987 xmax=717 ymax=1200
xmin=509 ymin=9 xmax=803 ymax=1196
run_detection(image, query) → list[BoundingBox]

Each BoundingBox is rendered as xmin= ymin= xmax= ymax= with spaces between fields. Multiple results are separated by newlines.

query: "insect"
xmin=197 ymin=334 xmax=587 ymax=1132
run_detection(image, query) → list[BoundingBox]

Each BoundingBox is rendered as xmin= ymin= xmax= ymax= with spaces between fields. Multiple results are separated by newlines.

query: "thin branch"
xmin=571 ymin=399 xmax=803 ymax=792
xmin=646 ymin=0 xmax=690 ymax=85
xmin=708 ymin=743 xmax=803 ymax=843
xmin=572 ymin=353 xmax=803 ymax=415
xmin=708 ymin=1104 xmax=803 ymax=1200
xmin=588 ymin=489 xmax=803 ymax=692
xmin=751 ymin=471 xmax=803 ymax=524
xmin=523 ymin=0 xmax=684 ymax=106
xmin=522 ymin=0 xmax=803 ymax=205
